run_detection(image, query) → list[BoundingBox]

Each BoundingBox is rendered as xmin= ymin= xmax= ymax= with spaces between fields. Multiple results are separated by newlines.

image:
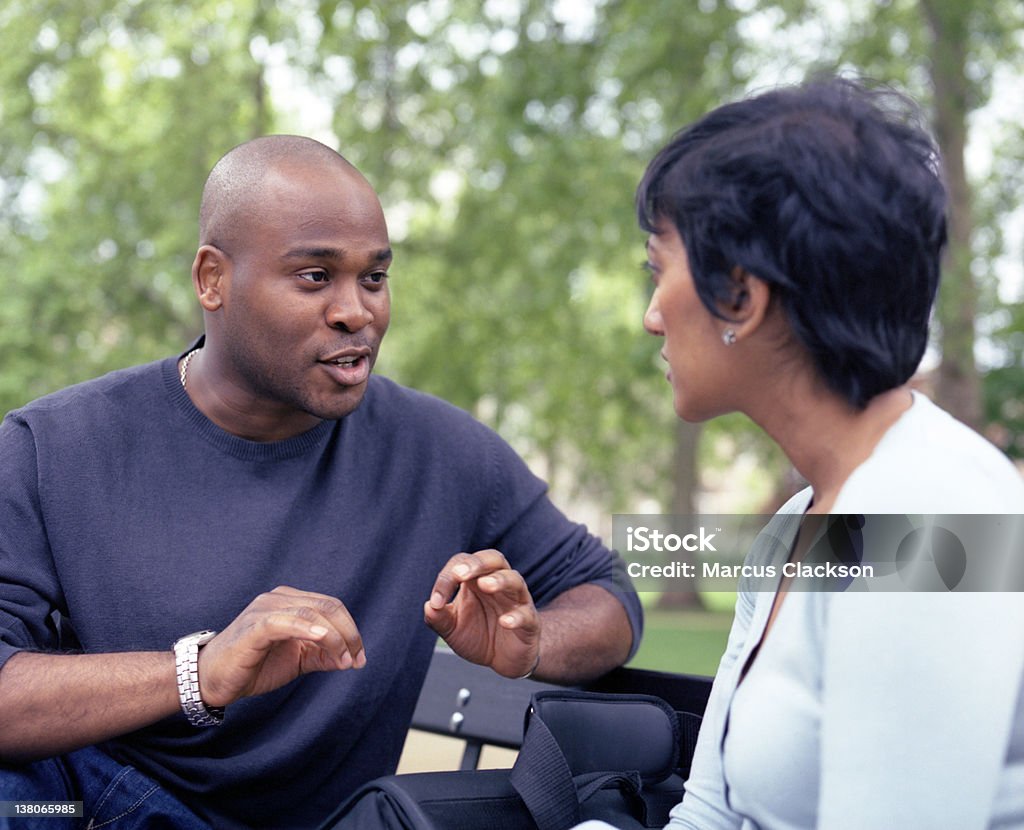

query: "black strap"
xmin=508 ymin=707 xmax=581 ymax=830
xmin=574 ymin=770 xmax=640 ymax=804
xmin=509 ymin=695 xmax=703 ymax=830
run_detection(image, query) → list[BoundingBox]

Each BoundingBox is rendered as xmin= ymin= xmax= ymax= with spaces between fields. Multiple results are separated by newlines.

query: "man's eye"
xmin=363 ymin=271 xmax=389 ymax=287
xmin=299 ymin=270 xmax=330 ymax=283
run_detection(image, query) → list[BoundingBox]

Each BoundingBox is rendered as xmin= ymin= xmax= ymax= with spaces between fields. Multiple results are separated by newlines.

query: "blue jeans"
xmin=0 ymin=746 xmax=209 ymax=829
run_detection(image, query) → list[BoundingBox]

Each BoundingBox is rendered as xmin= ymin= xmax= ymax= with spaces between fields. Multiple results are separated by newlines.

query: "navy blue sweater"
xmin=0 ymin=356 xmax=641 ymax=828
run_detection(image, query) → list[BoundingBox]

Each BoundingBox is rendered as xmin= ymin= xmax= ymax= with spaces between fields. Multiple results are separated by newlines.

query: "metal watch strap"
xmin=173 ymin=630 xmax=225 ymax=727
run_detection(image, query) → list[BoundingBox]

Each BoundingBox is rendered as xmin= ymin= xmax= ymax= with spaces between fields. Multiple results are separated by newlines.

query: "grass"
xmin=627 ymin=605 xmax=734 ymax=677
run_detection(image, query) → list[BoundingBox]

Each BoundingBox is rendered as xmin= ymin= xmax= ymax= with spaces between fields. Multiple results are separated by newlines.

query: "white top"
xmin=833 ymin=391 xmax=1024 ymax=513
xmin=722 ymin=593 xmax=1024 ymax=829
xmin=573 ymin=394 xmax=1024 ymax=830
xmin=664 ymin=392 xmax=1024 ymax=830
xmin=721 ymin=589 xmax=826 ymax=829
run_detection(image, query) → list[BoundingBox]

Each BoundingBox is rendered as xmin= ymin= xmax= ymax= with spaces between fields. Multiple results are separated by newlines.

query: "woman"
xmin=582 ymin=77 xmax=1024 ymax=829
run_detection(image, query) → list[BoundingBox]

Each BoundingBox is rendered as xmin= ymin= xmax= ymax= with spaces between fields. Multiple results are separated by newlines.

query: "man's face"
xmin=215 ymin=163 xmax=392 ymax=426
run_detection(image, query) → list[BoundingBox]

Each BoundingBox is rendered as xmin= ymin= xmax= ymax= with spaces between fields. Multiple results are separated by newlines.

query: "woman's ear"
xmin=718 ymin=266 xmax=772 ymax=342
xmin=191 ymin=245 xmax=230 ymax=312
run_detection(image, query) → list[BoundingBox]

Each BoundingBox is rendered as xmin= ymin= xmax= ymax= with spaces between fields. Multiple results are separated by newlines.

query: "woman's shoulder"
xmin=835 ymin=392 xmax=1024 ymax=513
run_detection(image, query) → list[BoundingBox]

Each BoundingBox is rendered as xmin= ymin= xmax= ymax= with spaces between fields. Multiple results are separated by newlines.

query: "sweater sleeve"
xmin=470 ymin=422 xmax=643 ymax=659
xmin=0 ymin=413 xmax=65 ymax=671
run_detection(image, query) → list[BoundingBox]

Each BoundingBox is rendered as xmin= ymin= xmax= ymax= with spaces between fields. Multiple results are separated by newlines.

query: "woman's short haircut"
xmin=636 ymin=76 xmax=948 ymax=409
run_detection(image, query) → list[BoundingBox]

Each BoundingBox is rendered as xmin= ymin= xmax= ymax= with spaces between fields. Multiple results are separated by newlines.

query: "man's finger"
xmin=278 ymin=604 xmax=365 ymax=669
xmin=475 ymin=569 xmax=528 ymax=600
xmin=423 ymin=599 xmax=456 ymax=638
xmin=234 ymin=590 xmax=366 ymax=669
xmin=429 ymin=550 xmax=512 ymax=608
xmin=428 ymin=552 xmax=474 ymax=609
xmin=263 ymin=588 xmax=365 ymax=664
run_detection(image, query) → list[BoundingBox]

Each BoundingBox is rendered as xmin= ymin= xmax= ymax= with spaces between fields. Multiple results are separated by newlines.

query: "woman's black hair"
xmin=636 ymin=76 xmax=948 ymax=409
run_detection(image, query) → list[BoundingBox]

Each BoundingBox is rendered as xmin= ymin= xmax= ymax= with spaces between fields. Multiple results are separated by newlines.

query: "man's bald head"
xmin=198 ymin=135 xmax=368 ymax=251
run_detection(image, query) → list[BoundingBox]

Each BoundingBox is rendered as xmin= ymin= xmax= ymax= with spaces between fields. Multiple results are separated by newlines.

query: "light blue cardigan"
xmin=669 ymin=499 xmax=1024 ymax=830
xmin=580 ymin=393 xmax=1024 ymax=830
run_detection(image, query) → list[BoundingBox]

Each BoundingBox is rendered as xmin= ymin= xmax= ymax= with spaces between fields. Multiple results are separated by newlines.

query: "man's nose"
xmin=325 ymin=283 xmax=374 ymax=332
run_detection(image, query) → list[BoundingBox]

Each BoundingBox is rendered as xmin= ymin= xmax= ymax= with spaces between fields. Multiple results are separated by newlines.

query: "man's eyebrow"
xmin=280 ymin=247 xmax=393 ymax=263
xmin=282 ymin=247 xmax=344 ymax=261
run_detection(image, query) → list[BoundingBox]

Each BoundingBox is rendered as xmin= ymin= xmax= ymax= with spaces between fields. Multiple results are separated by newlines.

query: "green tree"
xmin=3 ymin=0 xmax=1019 ymax=554
xmin=0 ymin=0 xmax=282 ymax=407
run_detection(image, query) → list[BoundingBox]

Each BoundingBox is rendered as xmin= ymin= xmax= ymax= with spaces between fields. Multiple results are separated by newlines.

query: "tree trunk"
xmin=920 ymin=0 xmax=983 ymax=429
xmin=656 ymin=420 xmax=706 ymax=610
xmin=250 ymin=1 xmax=272 ymax=139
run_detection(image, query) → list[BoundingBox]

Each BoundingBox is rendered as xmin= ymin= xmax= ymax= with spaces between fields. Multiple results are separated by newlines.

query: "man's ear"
xmin=718 ymin=266 xmax=772 ymax=341
xmin=191 ymin=245 xmax=230 ymax=312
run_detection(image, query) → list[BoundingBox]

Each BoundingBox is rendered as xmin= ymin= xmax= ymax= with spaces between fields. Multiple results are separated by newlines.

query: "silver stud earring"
xmin=722 ymin=328 xmax=737 ymax=346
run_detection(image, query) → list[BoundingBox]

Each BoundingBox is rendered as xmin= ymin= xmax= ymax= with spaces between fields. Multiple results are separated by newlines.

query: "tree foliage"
xmin=2 ymin=0 xmax=1021 ymax=530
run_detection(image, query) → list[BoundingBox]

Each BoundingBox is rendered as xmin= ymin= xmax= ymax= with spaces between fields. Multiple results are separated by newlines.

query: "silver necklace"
xmin=179 ymin=348 xmax=200 ymax=389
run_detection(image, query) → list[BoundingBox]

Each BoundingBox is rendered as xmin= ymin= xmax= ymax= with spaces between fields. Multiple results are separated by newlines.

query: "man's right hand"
xmin=0 ymin=586 xmax=365 ymax=762
xmin=196 ymin=586 xmax=366 ymax=709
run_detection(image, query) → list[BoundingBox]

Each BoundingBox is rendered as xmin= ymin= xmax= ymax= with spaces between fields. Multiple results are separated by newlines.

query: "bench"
xmin=410 ymin=645 xmax=713 ymax=771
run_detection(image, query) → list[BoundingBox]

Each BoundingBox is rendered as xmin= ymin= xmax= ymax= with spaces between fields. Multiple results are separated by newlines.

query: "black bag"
xmin=326 ymin=690 xmax=703 ymax=830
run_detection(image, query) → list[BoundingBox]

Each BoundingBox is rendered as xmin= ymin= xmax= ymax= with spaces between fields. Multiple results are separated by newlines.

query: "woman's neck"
xmin=749 ymin=380 xmax=914 ymax=513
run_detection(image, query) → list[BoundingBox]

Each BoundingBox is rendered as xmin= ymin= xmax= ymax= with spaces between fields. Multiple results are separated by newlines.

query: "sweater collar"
xmin=162 ymin=353 xmax=339 ymax=462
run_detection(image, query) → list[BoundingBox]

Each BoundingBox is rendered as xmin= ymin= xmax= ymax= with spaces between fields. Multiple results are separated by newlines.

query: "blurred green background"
xmin=630 ymin=608 xmax=733 ymax=676
xmin=3 ymin=0 xmax=1022 ymax=675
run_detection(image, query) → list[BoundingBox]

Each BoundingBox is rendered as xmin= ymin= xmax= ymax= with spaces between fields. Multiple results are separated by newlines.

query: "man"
xmin=0 ymin=136 xmax=641 ymax=829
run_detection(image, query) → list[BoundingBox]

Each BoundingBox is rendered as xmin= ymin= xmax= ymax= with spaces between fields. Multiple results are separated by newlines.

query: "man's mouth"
xmin=320 ymin=350 xmax=372 ymax=387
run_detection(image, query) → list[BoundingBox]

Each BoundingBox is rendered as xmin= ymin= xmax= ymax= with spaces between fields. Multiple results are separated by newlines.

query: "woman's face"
xmin=643 ymin=222 xmax=735 ymax=422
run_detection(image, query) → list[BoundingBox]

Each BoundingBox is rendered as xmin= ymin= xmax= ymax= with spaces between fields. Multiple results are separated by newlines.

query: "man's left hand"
xmin=424 ymin=550 xmax=540 ymax=678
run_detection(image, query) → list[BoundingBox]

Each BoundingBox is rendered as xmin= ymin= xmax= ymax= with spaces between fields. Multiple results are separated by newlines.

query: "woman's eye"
xmin=299 ymin=270 xmax=330 ymax=283
xmin=641 ymin=262 xmax=659 ymax=299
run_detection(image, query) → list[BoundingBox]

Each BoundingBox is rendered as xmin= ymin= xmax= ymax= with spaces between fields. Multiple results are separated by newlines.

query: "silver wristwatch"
xmin=173 ymin=630 xmax=225 ymax=727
